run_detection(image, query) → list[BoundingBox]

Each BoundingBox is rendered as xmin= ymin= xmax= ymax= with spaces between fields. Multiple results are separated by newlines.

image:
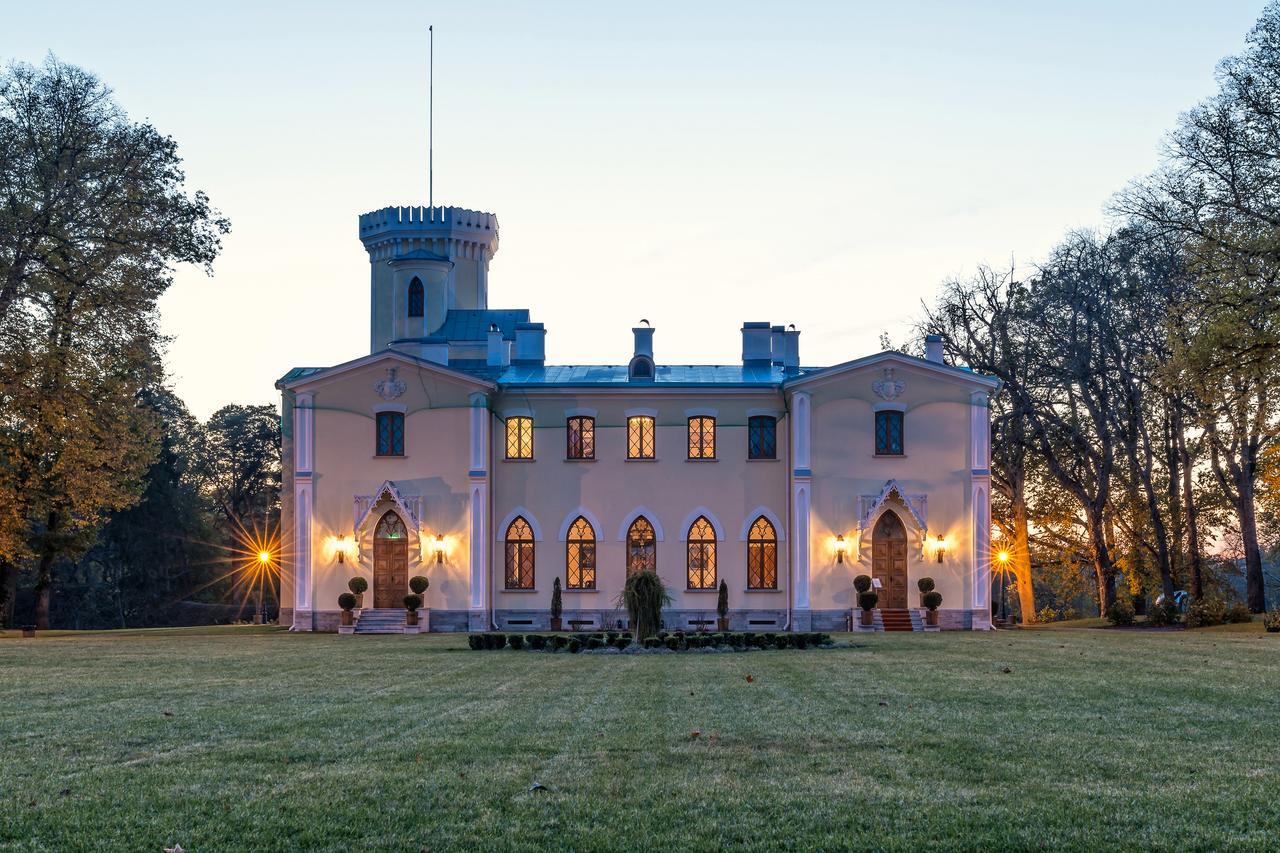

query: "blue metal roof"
xmin=493 ymin=363 xmax=809 ymax=387
xmin=394 ymin=309 xmax=531 ymax=345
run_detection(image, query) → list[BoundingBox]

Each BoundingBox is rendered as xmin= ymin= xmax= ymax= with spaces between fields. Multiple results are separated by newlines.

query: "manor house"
xmin=277 ymin=204 xmax=998 ymax=632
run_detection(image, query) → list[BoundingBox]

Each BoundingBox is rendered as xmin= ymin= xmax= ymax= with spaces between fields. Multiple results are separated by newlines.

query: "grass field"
xmin=2 ymin=627 xmax=1278 ymax=851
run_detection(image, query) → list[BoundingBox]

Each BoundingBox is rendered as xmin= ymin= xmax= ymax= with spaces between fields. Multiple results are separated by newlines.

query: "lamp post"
xmin=256 ymin=550 xmax=271 ymax=625
xmin=996 ymin=550 xmax=1011 ymax=623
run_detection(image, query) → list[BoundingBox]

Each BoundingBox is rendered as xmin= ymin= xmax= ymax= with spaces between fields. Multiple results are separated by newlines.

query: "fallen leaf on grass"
xmin=708 ymin=732 xmax=720 ymax=746
xmin=162 ymin=711 xmax=174 ymax=717
xmin=1002 ymin=667 xmax=1013 ymax=673
xmin=690 ymin=730 xmax=702 ymax=740
xmin=878 ymin=701 xmax=889 ymax=707
xmin=745 ymin=675 xmax=754 ymax=683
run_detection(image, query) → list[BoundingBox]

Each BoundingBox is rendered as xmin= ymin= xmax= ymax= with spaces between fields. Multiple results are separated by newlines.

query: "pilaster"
xmin=790 ymin=391 xmax=812 ymax=611
xmin=970 ymin=390 xmax=992 ymax=630
xmin=293 ymin=392 xmax=316 ymax=629
xmin=468 ymin=392 xmax=490 ymax=628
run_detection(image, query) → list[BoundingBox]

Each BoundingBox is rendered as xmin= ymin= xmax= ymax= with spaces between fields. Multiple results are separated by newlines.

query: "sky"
xmin=4 ymin=0 xmax=1270 ymax=418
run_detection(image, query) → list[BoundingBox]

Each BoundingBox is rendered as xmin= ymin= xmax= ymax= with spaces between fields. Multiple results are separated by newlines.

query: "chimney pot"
xmin=513 ymin=323 xmax=546 ymax=365
xmin=925 ymin=334 xmax=944 ymax=364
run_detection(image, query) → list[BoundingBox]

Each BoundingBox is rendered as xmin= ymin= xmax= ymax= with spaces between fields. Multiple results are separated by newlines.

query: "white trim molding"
xmin=556 ymin=507 xmax=606 ymax=541
xmin=563 ymin=407 xmax=598 ymax=419
xmin=495 ymin=507 xmax=543 ymax=541
xmin=871 ymin=401 xmax=908 ymax=413
xmin=738 ymin=506 xmax=787 ymax=541
xmin=616 ymin=507 xmax=666 ymax=542
xmin=372 ymin=402 xmax=408 ymax=414
xmin=678 ymin=507 xmax=726 ymax=541
xmin=683 ymin=406 xmax=718 ymax=418
xmin=624 ymin=406 xmax=659 ymax=419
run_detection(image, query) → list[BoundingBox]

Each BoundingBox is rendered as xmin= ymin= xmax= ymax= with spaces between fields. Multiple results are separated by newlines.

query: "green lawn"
xmin=1 ymin=628 xmax=1277 ymax=851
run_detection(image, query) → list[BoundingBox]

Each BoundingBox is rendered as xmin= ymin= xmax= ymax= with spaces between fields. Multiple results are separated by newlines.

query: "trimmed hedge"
xmin=466 ymin=631 xmax=834 ymax=652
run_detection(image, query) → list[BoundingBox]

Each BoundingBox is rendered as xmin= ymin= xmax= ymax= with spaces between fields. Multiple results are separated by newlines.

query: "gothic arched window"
xmin=747 ymin=516 xmax=778 ymax=589
xmin=408 ymin=277 xmax=424 ymax=318
xmin=686 ymin=516 xmax=717 ymax=589
xmin=626 ymin=516 xmax=656 ymax=575
xmin=505 ymin=517 xmax=535 ymax=589
xmin=566 ymin=516 xmax=596 ymax=589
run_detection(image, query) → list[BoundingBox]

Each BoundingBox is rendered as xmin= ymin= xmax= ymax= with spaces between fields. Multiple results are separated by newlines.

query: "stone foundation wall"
xmin=427 ymin=610 xmax=470 ymax=632
xmin=279 ymin=607 xmax=293 ymax=628
xmin=494 ymin=609 xmax=794 ymax=632
xmin=935 ymin=609 xmax=974 ymax=630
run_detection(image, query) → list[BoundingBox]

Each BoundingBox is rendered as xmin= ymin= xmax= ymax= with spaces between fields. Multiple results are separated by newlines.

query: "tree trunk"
xmin=34 ymin=550 xmax=55 ymax=630
xmin=1235 ymin=474 xmax=1267 ymax=613
xmin=0 ymin=560 xmax=16 ymax=628
xmin=1177 ymin=421 xmax=1203 ymax=599
xmin=1091 ymin=507 xmax=1117 ymax=615
xmin=1011 ymin=479 xmax=1036 ymax=623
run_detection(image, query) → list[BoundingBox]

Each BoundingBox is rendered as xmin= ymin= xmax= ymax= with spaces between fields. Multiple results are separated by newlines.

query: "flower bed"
xmin=467 ymin=630 xmax=834 ymax=653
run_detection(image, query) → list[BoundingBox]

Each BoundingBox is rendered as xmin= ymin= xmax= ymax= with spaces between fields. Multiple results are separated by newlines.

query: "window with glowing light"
xmin=626 ymin=516 xmax=656 ymax=575
xmin=565 ymin=516 xmax=596 ymax=589
xmin=407 ymin=277 xmax=424 ymax=318
xmin=566 ymin=416 xmax=594 ymax=460
xmin=505 ymin=416 xmax=533 ymax=459
xmin=686 ymin=515 xmax=717 ymax=589
xmin=376 ymin=411 xmax=405 ymax=456
xmin=627 ymin=416 xmax=655 ymax=459
xmin=687 ymin=416 xmax=716 ymax=459
xmin=748 ymin=416 xmax=777 ymax=459
xmin=747 ymin=516 xmax=778 ymax=589
xmin=504 ymin=516 xmax=535 ymax=589
xmin=875 ymin=410 xmax=904 ymax=455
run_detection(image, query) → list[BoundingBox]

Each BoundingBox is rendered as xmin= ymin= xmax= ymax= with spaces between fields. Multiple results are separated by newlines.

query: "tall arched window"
xmin=505 ymin=517 xmax=535 ymax=589
xmin=626 ymin=516 xmax=656 ymax=575
xmin=566 ymin=516 xmax=596 ymax=589
xmin=687 ymin=516 xmax=717 ymax=589
xmin=747 ymin=516 xmax=778 ymax=589
xmin=408 ymin=277 xmax=424 ymax=318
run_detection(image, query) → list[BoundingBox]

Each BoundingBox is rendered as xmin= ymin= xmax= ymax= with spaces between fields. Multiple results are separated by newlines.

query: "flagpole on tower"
xmin=429 ymin=24 xmax=434 ymax=209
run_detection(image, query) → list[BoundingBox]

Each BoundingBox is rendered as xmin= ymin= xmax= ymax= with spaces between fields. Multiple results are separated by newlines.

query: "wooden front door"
xmin=373 ymin=511 xmax=409 ymax=608
xmin=872 ymin=511 xmax=909 ymax=609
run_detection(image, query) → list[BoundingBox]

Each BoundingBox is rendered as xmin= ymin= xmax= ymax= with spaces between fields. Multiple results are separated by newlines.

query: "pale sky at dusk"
xmin=4 ymin=0 xmax=1269 ymax=417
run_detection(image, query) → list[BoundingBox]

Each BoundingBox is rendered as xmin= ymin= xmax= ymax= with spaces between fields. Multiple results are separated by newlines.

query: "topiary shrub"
xmin=606 ymin=631 xmax=619 ymax=643
xmin=403 ymin=593 xmax=423 ymax=611
xmin=643 ymin=637 xmax=662 ymax=649
xmin=1263 ymin=611 xmax=1280 ymax=633
xmin=773 ymin=635 xmax=789 ymax=650
xmin=917 ymin=577 xmax=935 ymax=593
xmin=551 ymin=577 xmax=563 ymax=622
xmin=1106 ymin=597 xmax=1136 ymax=626
xmin=617 ymin=570 xmax=673 ymax=643
xmin=587 ymin=637 xmax=605 ymax=650
xmin=568 ymin=638 xmax=582 ymax=653
xmin=528 ymin=634 xmax=548 ymax=650
xmin=484 ymin=632 xmax=506 ymax=650
xmin=858 ymin=591 xmax=879 ymax=612
xmin=508 ymin=634 xmax=525 ymax=650
xmin=922 ymin=590 xmax=943 ymax=611
xmin=348 ymin=576 xmax=368 ymax=595
xmin=468 ymin=634 xmax=484 ymax=650
xmin=338 ymin=592 xmax=357 ymax=611
xmin=817 ymin=632 xmax=832 ymax=645
xmin=409 ymin=575 xmax=429 ymax=595
xmin=664 ymin=635 xmax=680 ymax=650
xmin=717 ymin=579 xmax=729 ymax=620
xmin=551 ymin=635 xmax=569 ymax=650
xmin=854 ymin=574 xmax=872 ymax=593
xmin=612 ymin=636 xmax=629 ymax=650
xmin=1146 ymin=600 xmax=1180 ymax=627
xmin=793 ymin=634 xmax=808 ymax=649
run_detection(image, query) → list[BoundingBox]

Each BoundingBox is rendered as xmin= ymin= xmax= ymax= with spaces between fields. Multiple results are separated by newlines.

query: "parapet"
xmin=358 ymin=205 xmax=499 ymax=256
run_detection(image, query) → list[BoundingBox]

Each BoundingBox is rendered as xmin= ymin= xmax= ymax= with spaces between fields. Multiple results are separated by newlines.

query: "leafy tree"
xmin=194 ymin=404 xmax=281 ymax=533
xmin=0 ymin=57 xmax=227 ymax=627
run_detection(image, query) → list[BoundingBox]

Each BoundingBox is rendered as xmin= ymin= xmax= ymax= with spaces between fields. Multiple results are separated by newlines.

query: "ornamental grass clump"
xmin=617 ymin=570 xmax=672 ymax=642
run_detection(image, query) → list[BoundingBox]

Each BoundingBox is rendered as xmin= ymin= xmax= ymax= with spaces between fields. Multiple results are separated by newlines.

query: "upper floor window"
xmin=687 ymin=416 xmax=716 ymax=459
xmin=747 ymin=516 xmax=778 ymax=589
xmin=686 ymin=515 xmax=717 ymax=589
xmin=504 ymin=517 xmax=535 ymax=589
xmin=376 ymin=411 xmax=404 ymax=457
xmin=566 ymin=516 xmax=596 ymax=589
xmin=875 ymin=410 xmax=904 ymax=456
xmin=506 ymin=416 xmax=533 ymax=459
xmin=626 ymin=516 xmax=657 ymax=574
xmin=407 ymin=277 xmax=424 ymax=318
xmin=748 ymin=416 xmax=777 ymax=460
xmin=627 ymin=416 xmax=655 ymax=460
xmin=566 ymin=416 xmax=595 ymax=460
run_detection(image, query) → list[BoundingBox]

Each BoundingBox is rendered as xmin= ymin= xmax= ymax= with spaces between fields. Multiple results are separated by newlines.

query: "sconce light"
xmin=434 ymin=534 xmax=445 ymax=564
xmin=933 ymin=535 xmax=946 ymax=564
xmin=336 ymin=535 xmax=347 ymax=564
xmin=834 ymin=534 xmax=846 ymax=564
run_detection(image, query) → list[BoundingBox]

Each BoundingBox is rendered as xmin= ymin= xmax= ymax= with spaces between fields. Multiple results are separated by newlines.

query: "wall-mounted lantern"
xmin=933 ymin=534 xmax=946 ymax=564
xmin=336 ymin=535 xmax=348 ymax=564
xmin=435 ymin=534 xmax=445 ymax=564
xmin=834 ymin=534 xmax=846 ymax=564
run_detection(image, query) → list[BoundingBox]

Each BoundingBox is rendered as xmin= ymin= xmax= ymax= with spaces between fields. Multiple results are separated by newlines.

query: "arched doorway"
xmin=373 ymin=511 xmax=409 ymax=608
xmin=872 ymin=511 xmax=908 ymax=609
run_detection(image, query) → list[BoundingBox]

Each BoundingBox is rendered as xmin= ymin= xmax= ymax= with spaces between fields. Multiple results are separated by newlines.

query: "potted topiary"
xmin=917 ymin=576 xmax=935 ymax=608
xmin=551 ymin=577 xmax=563 ymax=631
xmin=858 ymin=590 xmax=878 ymax=627
xmin=717 ymin=579 xmax=730 ymax=631
xmin=922 ymin=590 xmax=942 ymax=626
xmin=403 ymin=593 xmax=423 ymax=634
xmin=854 ymin=574 xmax=872 ymax=594
xmin=409 ymin=576 xmax=429 ymax=631
xmin=338 ymin=592 xmax=357 ymax=633
xmin=348 ymin=576 xmax=368 ymax=610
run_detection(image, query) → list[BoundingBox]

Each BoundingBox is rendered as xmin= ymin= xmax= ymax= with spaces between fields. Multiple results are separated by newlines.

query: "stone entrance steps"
xmin=880 ymin=608 xmax=919 ymax=632
xmin=354 ymin=608 xmax=406 ymax=634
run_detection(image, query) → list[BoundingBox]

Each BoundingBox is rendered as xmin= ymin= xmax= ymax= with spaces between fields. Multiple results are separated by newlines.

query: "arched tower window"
xmin=626 ymin=517 xmax=656 ymax=575
xmin=687 ymin=516 xmax=717 ymax=589
xmin=747 ymin=516 xmax=777 ymax=589
xmin=407 ymin=277 xmax=424 ymax=318
xmin=566 ymin=516 xmax=596 ymax=589
xmin=505 ymin=517 xmax=535 ymax=589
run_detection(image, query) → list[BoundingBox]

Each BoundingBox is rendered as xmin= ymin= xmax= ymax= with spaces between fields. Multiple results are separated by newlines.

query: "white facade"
xmin=277 ymin=205 xmax=999 ymax=632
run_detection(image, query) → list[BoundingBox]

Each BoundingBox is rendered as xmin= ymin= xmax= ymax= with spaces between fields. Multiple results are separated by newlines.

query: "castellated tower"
xmin=358 ymin=205 xmax=500 ymax=353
